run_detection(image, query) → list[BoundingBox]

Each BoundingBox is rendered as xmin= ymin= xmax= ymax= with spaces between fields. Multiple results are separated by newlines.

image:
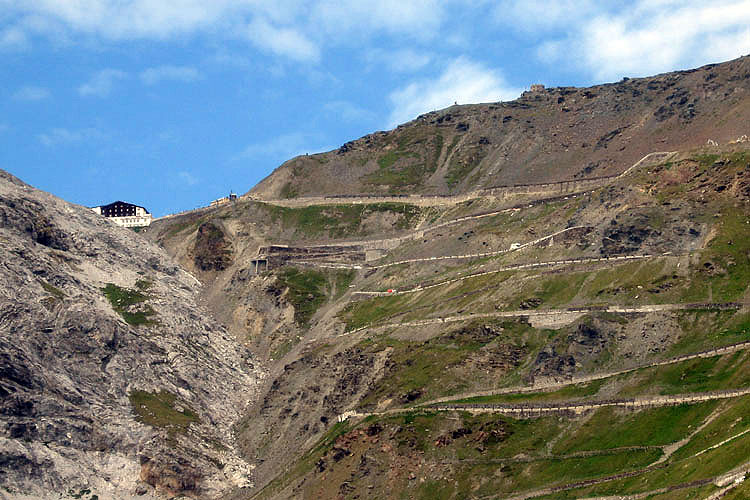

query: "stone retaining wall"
xmin=430 ymin=388 xmax=750 ymax=416
xmin=249 ymin=152 xmax=675 ymax=209
xmin=352 ymin=254 xmax=657 ymax=297
xmin=340 ymin=301 xmax=745 ymax=337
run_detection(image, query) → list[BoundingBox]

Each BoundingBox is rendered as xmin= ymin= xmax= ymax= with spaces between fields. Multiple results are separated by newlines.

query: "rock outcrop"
xmin=0 ymin=170 xmax=264 ymax=499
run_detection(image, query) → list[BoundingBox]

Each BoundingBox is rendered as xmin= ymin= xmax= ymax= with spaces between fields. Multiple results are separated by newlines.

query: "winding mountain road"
xmin=337 ymin=301 xmax=744 ymax=337
xmin=352 ymin=254 xmax=659 ymax=297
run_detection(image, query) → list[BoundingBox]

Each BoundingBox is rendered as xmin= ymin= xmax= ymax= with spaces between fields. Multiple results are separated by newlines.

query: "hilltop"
xmin=250 ymin=55 xmax=750 ymax=199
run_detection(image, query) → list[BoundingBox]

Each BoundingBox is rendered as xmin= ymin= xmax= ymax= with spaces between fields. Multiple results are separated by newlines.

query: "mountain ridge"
xmin=3 ymin=54 xmax=750 ymax=500
xmin=249 ymin=55 xmax=750 ymax=200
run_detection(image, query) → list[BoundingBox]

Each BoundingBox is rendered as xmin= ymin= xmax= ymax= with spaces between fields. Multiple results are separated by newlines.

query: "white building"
xmin=92 ymin=201 xmax=153 ymax=228
xmin=210 ymin=192 xmax=238 ymax=207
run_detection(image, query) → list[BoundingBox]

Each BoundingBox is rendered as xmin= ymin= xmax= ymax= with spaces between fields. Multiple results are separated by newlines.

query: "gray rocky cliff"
xmin=0 ymin=170 xmax=265 ymax=499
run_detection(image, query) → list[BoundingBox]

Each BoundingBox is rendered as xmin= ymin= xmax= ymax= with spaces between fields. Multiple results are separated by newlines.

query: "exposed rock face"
xmin=236 ymin=344 xmax=390 ymax=490
xmin=0 ymin=170 xmax=264 ymax=499
xmin=527 ymin=319 xmax=610 ymax=383
xmin=601 ymin=217 xmax=659 ymax=256
xmin=193 ymin=221 xmax=233 ymax=271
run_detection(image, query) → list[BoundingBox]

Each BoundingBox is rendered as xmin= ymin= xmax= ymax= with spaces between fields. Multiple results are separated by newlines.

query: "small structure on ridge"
xmin=210 ymin=191 xmax=238 ymax=208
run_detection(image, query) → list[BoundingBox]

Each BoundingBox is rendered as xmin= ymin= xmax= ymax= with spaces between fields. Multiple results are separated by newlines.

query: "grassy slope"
xmin=245 ymin=149 xmax=750 ymax=499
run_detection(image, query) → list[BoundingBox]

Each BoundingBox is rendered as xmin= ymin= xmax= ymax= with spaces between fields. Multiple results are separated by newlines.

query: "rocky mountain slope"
xmin=153 ymin=142 xmax=750 ymax=499
xmin=0 ymin=170 xmax=264 ymax=499
xmin=146 ymin=56 xmax=750 ymax=500
xmin=4 ymin=55 xmax=750 ymax=500
xmin=250 ymin=55 xmax=750 ymax=199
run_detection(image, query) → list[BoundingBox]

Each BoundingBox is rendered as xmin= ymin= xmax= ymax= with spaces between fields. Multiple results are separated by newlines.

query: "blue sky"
xmin=1 ymin=1 xmax=749 ymax=216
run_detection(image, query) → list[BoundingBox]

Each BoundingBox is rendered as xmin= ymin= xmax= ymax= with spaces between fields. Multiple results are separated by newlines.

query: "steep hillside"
xmin=228 ymin=146 xmax=750 ymax=499
xmin=142 ymin=57 xmax=750 ymax=500
xmin=151 ymin=140 xmax=750 ymax=499
xmin=0 ymin=170 xmax=264 ymax=499
xmin=250 ymin=55 xmax=750 ymax=199
xmin=146 ymin=198 xmax=442 ymax=361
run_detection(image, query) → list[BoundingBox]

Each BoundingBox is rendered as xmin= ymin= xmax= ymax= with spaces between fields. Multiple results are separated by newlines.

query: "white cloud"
xmin=245 ymin=17 xmax=320 ymax=63
xmin=323 ymin=100 xmax=374 ymax=123
xmin=583 ymin=2 xmax=750 ymax=80
xmin=2 ymin=1 xmax=451 ymax=63
xmin=78 ymin=68 xmax=127 ymax=97
xmin=500 ymin=0 xmax=750 ymax=81
xmin=367 ymin=48 xmax=432 ymax=73
xmin=158 ymin=129 xmax=179 ymax=142
xmin=3 ymin=0 xmax=447 ymax=42
xmin=312 ymin=0 xmax=444 ymax=40
xmin=387 ymin=57 xmax=522 ymax=127
xmin=140 ymin=65 xmax=199 ymax=85
xmin=210 ymin=50 xmax=252 ymax=68
xmin=9 ymin=0 xmax=242 ymax=40
xmin=235 ymin=132 xmax=331 ymax=162
xmin=37 ymin=127 xmax=104 ymax=146
xmin=178 ymin=171 xmax=199 ymax=186
xmin=0 ymin=26 xmax=29 ymax=50
xmin=388 ymin=49 xmax=432 ymax=72
xmin=12 ymin=86 xmax=51 ymax=101
xmin=493 ymin=0 xmax=597 ymax=32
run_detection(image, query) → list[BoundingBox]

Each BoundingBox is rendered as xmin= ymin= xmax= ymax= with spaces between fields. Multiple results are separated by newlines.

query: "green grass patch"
xmin=431 ymin=133 xmax=443 ymax=172
xmin=651 ymin=351 xmax=750 ymax=393
xmin=445 ymin=159 xmax=477 ymax=188
xmin=559 ymin=413 xmax=750 ymax=497
xmin=164 ymin=219 xmax=194 ymax=238
xmin=582 ymin=259 xmax=671 ymax=302
xmin=340 ymin=293 xmax=408 ymax=331
xmin=671 ymin=394 xmax=750 ymax=461
xmin=446 ymin=344 xmax=750 ymax=406
xmin=270 ymin=338 xmax=299 ymax=360
xmin=40 ymin=280 xmax=65 ymax=299
xmin=614 ymin=347 xmax=750 ymax=397
xmin=553 ymin=402 xmax=717 ymax=454
xmin=341 ymin=269 xmax=517 ymax=330
xmin=451 ymin=379 xmax=606 ymax=405
xmin=134 ymin=279 xmax=152 ymax=291
xmin=367 ymin=152 xmax=426 ymax=188
xmin=276 ymin=267 xmax=328 ymax=326
xmin=377 ymin=150 xmax=418 ymax=170
xmin=363 ymin=128 xmax=443 ymax=190
xmin=533 ymin=271 xmax=590 ymax=306
xmin=279 ymin=182 xmax=299 ymax=199
xmin=668 ymin=310 xmax=750 ymax=356
xmin=250 ymin=419 xmax=356 ymax=500
xmin=129 ymin=390 xmax=199 ymax=436
xmin=331 ymin=269 xmax=356 ymax=300
xmin=357 ymin=320 xmax=542 ymax=406
xmin=383 ymin=410 xmax=659 ymax=498
xmin=493 ymin=449 xmax=662 ymax=497
xmin=445 ymin=134 xmax=461 ymax=158
xmin=101 ymin=283 xmax=157 ymax=326
xmin=262 ymin=202 xmax=423 ymax=238
xmin=685 ymin=207 xmax=750 ymax=303
xmin=444 ymin=138 xmax=489 ymax=188
xmin=275 ymin=267 xmax=357 ymax=328
xmin=695 ymin=153 xmax=721 ymax=167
